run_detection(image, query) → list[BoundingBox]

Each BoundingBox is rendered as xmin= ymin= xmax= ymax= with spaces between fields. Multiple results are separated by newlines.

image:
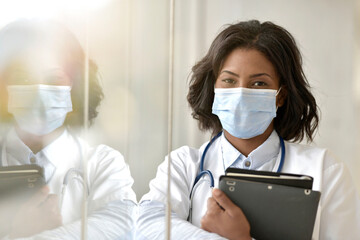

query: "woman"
xmin=0 ymin=20 xmax=136 ymax=239
xmin=138 ymin=20 xmax=360 ymax=239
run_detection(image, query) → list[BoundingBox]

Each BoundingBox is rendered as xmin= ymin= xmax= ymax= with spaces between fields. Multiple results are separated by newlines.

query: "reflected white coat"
xmin=1 ymin=129 xmax=136 ymax=240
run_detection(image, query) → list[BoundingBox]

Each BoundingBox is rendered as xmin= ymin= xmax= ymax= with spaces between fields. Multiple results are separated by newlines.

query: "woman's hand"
xmin=9 ymin=186 xmax=63 ymax=239
xmin=201 ymin=188 xmax=251 ymax=240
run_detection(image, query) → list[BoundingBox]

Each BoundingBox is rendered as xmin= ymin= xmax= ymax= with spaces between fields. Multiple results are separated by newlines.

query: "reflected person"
xmin=137 ymin=20 xmax=360 ymax=239
xmin=0 ymin=19 xmax=136 ymax=239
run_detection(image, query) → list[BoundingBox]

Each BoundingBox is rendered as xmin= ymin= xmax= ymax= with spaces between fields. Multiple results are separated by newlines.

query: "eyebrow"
xmin=220 ymin=70 xmax=273 ymax=79
xmin=249 ymin=73 xmax=273 ymax=79
xmin=220 ymin=70 xmax=239 ymax=77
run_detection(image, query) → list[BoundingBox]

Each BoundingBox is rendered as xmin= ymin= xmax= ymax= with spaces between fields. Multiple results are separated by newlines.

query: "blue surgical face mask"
xmin=212 ymin=87 xmax=280 ymax=139
xmin=7 ymin=84 xmax=73 ymax=136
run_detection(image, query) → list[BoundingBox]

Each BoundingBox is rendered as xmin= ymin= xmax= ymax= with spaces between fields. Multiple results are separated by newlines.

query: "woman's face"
xmin=213 ymin=48 xmax=286 ymax=141
xmin=215 ymin=48 xmax=280 ymax=90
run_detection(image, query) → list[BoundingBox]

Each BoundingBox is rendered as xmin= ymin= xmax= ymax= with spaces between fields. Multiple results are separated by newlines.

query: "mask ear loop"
xmin=275 ymin=86 xmax=282 ymax=111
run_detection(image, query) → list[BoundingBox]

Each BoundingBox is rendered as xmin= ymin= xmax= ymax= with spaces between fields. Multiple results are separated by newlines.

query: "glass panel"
xmin=0 ymin=1 xmax=136 ymax=239
xmin=136 ymin=1 xmax=360 ymax=239
xmin=1 ymin=1 xmax=359 ymax=240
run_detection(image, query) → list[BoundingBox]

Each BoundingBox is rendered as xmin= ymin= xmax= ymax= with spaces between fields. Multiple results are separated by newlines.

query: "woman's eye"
xmin=253 ymin=81 xmax=267 ymax=87
xmin=7 ymin=76 xmax=29 ymax=85
xmin=44 ymin=76 xmax=60 ymax=84
xmin=44 ymin=75 xmax=69 ymax=85
xmin=222 ymin=79 xmax=235 ymax=84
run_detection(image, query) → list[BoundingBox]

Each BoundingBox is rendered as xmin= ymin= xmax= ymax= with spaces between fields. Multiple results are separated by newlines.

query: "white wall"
xmin=86 ymin=0 xmax=360 ymax=198
xmin=1 ymin=0 xmax=359 ymax=199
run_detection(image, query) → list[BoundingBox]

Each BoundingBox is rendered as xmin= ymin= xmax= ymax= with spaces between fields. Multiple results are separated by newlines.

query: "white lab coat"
xmin=138 ymin=131 xmax=360 ymax=240
xmin=1 ymin=128 xmax=137 ymax=240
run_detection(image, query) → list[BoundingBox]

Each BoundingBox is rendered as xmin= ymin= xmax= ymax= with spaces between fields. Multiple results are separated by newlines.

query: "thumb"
xmin=25 ymin=186 xmax=50 ymax=208
xmin=212 ymin=188 xmax=240 ymax=216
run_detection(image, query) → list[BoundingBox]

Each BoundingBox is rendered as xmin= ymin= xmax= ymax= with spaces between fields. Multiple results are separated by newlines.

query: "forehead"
xmin=0 ymin=42 xmax=65 ymax=76
xmin=0 ymin=23 xmax=74 ymax=86
xmin=221 ymin=48 xmax=277 ymax=76
xmin=0 ymin=26 xmax=65 ymax=73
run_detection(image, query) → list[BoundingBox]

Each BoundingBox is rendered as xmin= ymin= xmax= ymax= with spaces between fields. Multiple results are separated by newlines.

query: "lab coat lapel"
xmin=191 ymin=137 xmax=224 ymax=227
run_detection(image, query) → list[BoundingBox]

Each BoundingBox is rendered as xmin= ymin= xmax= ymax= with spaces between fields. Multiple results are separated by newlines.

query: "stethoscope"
xmin=0 ymin=130 xmax=89 ymax=211
xmin=188 ymin=131 xmax=285 ymax=222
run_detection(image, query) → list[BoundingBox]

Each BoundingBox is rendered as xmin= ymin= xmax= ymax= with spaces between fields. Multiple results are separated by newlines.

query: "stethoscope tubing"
xmin=190 ymin=131 xmax=285 ymax=198
xmin=188 ymin=131 xmax=286 ymax=222
xmin=189 ymin=131 xmax=222 ymax=198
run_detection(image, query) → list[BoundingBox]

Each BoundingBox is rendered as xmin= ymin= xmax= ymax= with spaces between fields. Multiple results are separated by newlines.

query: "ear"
xmin=276 ymin=86 xmax=287 ymax=107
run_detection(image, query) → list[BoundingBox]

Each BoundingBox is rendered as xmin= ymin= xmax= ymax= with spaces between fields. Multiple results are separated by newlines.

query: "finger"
xmin=40 ymin=195 xmax=63 ymax=229
xmin=45 ymin=194 xmax=59 ymax=205
xmin=24 ymin=186 xmax=50 ymax=208
xmin=46 ymin=211 xmax=63 ymax=229
xmin=200 ymin=216 xmax=211 ymax=232
xmin=41 ymin=194 xmax=60 ymax=213
xmin=212 ymin=188 xmax=242 ymax=216
xmin=206 ymin=197 xmax=222 ymax=214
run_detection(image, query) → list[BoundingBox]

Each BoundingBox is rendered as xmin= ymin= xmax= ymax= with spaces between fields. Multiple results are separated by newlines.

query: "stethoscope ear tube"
xmin=189 ymin=131 xmax=222 ymax=197
xmin=59 ymin=168 xmax=88 ymax=211
xmin=188 ymin=132 xmax=285 ymax=223
xmin=189 ymin=131 xmax=285 ymax=200
xmin=277 ymin=136 xmax=285 ymax=173
xmin=189 ymin=170 xmax=214 ymax=198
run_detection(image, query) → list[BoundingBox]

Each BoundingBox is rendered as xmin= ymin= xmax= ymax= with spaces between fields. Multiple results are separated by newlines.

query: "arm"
xmin=137 ymin=201 xmax=226 ymax=240
xmin=319 ymin=154 xmax=360 ymax=239
xmin=137 ymin=148 xmax=227 ymax=240
xmin=14 ymin=145 xmax=137 ymax=240
xmin=13 ymin=200 xmax=135 ymax=240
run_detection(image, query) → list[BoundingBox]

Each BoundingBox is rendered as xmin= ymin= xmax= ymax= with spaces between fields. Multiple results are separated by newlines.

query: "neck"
xmin=224 ymin=124 xmax=274 ymax=157
xmin=15 ymin=126 xmax=65 ymax=154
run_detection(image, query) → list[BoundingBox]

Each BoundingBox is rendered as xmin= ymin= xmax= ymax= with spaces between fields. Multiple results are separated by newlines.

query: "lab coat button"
xmin=245 ymin=161 xmax=251 ymax=167
xmin=30 ymin=157 xmax=36 ymax=163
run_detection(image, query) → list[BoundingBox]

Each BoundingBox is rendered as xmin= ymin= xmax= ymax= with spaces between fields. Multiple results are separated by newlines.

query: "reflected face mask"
xmin=212 ymin=87 xmax=279 ymax=139
xmin=7 ymin=84 xmax=73 ymax=136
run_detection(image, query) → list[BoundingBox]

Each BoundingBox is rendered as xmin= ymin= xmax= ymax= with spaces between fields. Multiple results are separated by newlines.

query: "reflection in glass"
xmin=0 ymin=19 xmax=136 ymax=239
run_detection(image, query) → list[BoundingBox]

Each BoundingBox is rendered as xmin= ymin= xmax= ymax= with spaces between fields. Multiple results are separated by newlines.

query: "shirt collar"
xmin=5 ymin=128 xmax=34 ymax=164
xmin=3 ymin=127 xmax=72 ymax=182
xmin=221 ymin=130 xmax=280 ymax=170
xmin=40 ymin=129 xmax=72 ymax=166
xmin=221 ymin=132 xmax=241 ymax=170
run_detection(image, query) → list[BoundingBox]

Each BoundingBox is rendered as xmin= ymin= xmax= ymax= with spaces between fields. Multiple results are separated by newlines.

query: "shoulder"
xmin=87 ymin=144 xmax=127 ymax=169
xmin=283 ymin=141 xmax=347 ymax=191
xmin=150 ymin=142 xmax=210 ymax=188
xmin=285 ymin=141 xmax=339 ymax=169
xmin=89 ymin=143 xmax=124 ymax=160
xmin=285 ymin=141 xmax=327 ymax=158
xmin=170 ymin=145 xmax=200 ymax=162
xmin=70 ymin=134 xmax=127 ymax=170
xmin=168 ymin=141 xmax=210 ymax=168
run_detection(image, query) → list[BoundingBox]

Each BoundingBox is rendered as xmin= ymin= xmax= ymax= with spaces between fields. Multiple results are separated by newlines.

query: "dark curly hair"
xmin=0 ymin=19 xmax=103 ymax=128
xmin=187 ymin=20 xmax=319 ymax=142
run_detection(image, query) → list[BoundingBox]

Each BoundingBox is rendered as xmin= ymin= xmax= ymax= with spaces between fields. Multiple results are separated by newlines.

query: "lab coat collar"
xmin=4 ymin=127 xmax=74 ymax=182
xmin=5 ymin=127 xmax=34 ymax=165
xmin=38 ymin=129 xmax=82 ymax=186
xmin=221 ymin=130 xmax=280 ymax=170
xmin=40 ymin=129 xmax=74 ymax=167
xmin=220 ymin=132 xmax=242 ymax=170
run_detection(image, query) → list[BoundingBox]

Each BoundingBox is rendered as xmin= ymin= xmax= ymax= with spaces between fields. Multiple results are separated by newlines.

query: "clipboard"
xmin=225 ymin=167 xmax=314 ymax=189
xmin=219 ymin=171 xmax=320 ymax=240
xmin=0 ymin=164 xmax=45 ymax=202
